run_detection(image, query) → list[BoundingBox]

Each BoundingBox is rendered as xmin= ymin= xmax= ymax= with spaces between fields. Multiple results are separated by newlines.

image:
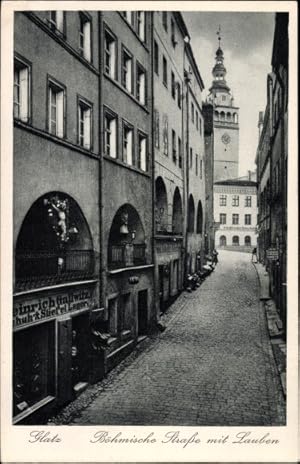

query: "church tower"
xmin=208 ymin=30 xmax=239 ymax=181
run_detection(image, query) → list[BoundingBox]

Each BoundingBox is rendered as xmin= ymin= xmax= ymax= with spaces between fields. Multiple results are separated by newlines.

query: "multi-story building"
xmin=184 ymin=41 xmax=206 ymax=274
xmin=214 ymin=179 xmax=258 ymax=250
xmin=256 ymin=13 xmax=288 ymax=335
xmin=13 ymin=10 xmax=101 ymax=424
xmin=153 ymin=12 xmax=187 ymax=313
xmin=100 ymin=11 xmax=155 ymax=370
xmin=202 ymin=102 xmax=215 ymax=254
xmin=207 ymin=39 xmax=239 ymax=182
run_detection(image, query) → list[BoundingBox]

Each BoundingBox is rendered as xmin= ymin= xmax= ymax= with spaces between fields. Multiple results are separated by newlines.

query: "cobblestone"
xmin=50 ymin=250 xmax=286 ymax=426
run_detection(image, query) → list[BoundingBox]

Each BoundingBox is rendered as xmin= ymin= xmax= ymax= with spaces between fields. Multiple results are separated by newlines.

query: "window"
xmin=245 ymin=195 xmax=252 ymax=207
xmin=123 ymin=123 xmax=133 ymax=165
xmin=196 ymin=111 xmax=199 ymax=130
xmin=163 ymin=55 xmax=167 ymax=87
xmin=177 ymin=82 xmax=181 ymax=108
xmin=154 ymin=41 xmax=159 ymax=75
xmin=189 ymin=147 xmax=193 ymax=168
xmin=200 ymin=118 xmax=202 ymax=135
xmin=191 ymin=102 xmax=195 ymax=123
xmin=222 ymin=95 xmax=226 ymax=101
xmin=200 ymin=159 xmax=203 ymax=179
xmin=162 ymin=11 xmax=168 ymax=31
xmin=245 ymin=214 xmax=251 ymax=225
xmin=163 ymin=114 xmax=168 ymax=156
xmin=232 ymin=195 xmax=239 ymax=206
xmin=14 ymin=59 xmax=30 ymax=122
xmin=245 ymin=236 xmax=251 ymax=246
xmin=136 ymin=64 xmax=146 ymax=105
xmin=154 ymin=109 xmax=160 ymax=148
xmin=122 ymin=47 xmax=133 ymax=93
xmin=220 ymin=213 xmax=226 ymax=224
xmin=136 ymin=11 xmax=145 ymax=41
xmin=104 ymin=29 xmax=117 ymax=79
xmin=195 ymin=154 xmax=198 ymax=175
xmin=171 ymin=17 xmax=176 ymax=47
xmin=104 ymin=110 xmax=117 ymax=158
xmin=138 ymin=133 xmax=147 ymax=171
xmin=172 ymin=129 xmax=176 ymax=163
xmin=171 ymin=71 xmax=176 ymax=99
xmin=219 ymin=194 xmax=227 ymax=206
xmin=122 ymin=11 xmax=134 ymax=26
xmin=178 ymin=137 xmax=182 ymax=168
xmin=48 ymin=80 xmax=65 ymax=138
xmin=79 ymin=13 xmax=91 ymax=62
xmin=232 ymin=214 xmax=239 ymax=225
xmin=78 ymin=99 xmax=92 ymax=149
xmin=49 ymin=11 xmax=64 ymax=34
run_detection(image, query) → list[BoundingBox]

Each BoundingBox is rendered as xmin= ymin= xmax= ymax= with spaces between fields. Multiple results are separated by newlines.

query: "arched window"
xmin=215 ymin=111 xmax=219 ymax=121
xmin=245 ymin=236 xmax=251 ymax=246
xmin=108 ymin=204 xmax=146 ymax=269
xmin=196 ymin=201 xmax=203 ymax=234
xmin=226 ymin=112 xmax=232 ymax=122
xmin=220 ymin=111 xmax=225 ymax=121
xmin=155 ymin=177 xmax=168 ymax=233
xmin=187 ymin=195 xmax=195 ymax=233
xmin=232 ymin=236 xmax=239 ymax=246
xmin=220 ymin=235 xmax=226 ymax=247
xmin=233 ymin=112 xmax=238 ymax=123
xmin=15 ymin=192 xmax=94 ymax=291
xmin=172 ymin=187 xmax=183 ymax=234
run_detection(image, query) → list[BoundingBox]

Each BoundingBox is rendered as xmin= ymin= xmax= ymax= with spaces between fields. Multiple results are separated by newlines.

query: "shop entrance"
xmin=71 ymin=314 xmax=90 ymax=388
xmin=137 ymin=290 xmax=148 ymax=335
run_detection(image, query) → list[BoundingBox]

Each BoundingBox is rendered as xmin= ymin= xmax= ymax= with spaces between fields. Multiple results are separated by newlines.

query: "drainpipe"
xmin=98 ymin=11 xmax=105 ymax=310
xmin=149 ymin=13 xmax=158 ymax=323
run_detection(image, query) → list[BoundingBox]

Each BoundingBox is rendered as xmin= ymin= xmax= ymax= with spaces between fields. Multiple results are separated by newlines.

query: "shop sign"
xmin=156 ymin=241 xmax=181 ymax=254
xmin=13 ymin=286 xmax=94 ymax=329
xmin=266 ymin=248 xmax=279 ymax=260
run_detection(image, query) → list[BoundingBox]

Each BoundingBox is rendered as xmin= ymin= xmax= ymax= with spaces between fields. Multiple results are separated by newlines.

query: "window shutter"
xmin=110 ymin=118 xmax=117 ymax=158
xmin=56 ymin=90 xmax=64 ymax=138
xmin=56 ymin=11 xmax=64 ymax=32
xmin=83 ymin=21 xmax=91 ymax=61
xmin=83 ymin=107 xmax=91 ymax=149
xmin=19 ymin=67 xmax=28 ymax=122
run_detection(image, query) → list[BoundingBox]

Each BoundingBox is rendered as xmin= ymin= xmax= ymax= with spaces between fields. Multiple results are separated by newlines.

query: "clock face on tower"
xmin=221 ymin=133 xmax=231 ymax=144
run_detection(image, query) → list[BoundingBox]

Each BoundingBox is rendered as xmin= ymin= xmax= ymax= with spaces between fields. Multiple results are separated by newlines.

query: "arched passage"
xmin=233 ymin=112 xmax=238 ymax=123
xmin=226 ymin=112 xmax=232 ymax=122
xmin=215 ymin=111 xmax=219 ymax=121
xmin=196 ymin=200 xmax=203 ymax=234
xmin=15 ymin=192 xmax=94 ymax=289
xmin=232 ymin=235 xmax=239 ymax=246
xmin=172 ymin=187 xmax=183 ymax=234
xmin=220 ymin=235 xmax=226 ymax=247
xmin=187 ymin=194 xmax=195 ymax=233
xmin=220 ymin=111 xmax=225 ymax=121
xmin=108 ymin=203 xmax=146 ymax=268
xmin=155 ymin=177 xmax=168 ymax=233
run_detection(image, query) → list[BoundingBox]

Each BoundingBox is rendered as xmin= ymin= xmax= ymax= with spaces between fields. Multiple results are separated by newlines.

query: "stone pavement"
xmin=50 ymin=250 xmax=286 ymax=426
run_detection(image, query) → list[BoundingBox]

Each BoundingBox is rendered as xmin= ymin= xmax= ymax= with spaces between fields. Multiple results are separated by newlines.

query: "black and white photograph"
xmin=1 ymin=1 xmax=298 ymax=462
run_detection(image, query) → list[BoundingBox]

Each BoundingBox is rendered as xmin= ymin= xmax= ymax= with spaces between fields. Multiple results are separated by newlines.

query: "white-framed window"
xmin=136 ymin=11 xmax=145 ymax=41
xmin=104 ymin=29 xmax=117 ymax=79
xmin=138 ymin=132 xmax=147 ymax=171
xmin=220 ymin=213 xmax=226 ymax=224
xmin=232 ymin=195 xmax=239 ymax=206
xmin=232 ymin=214 xmax=239 ymax=225
xmin=104 ymin=110 xmax=117 ymax=158
xmin=219 ymin=194 xmax=227 ymax=206
xmin=78 ymin=99 xmax=92 ymax=149
xmin=123 ymin=123 xmax=133 ymax=165
xmin=122 ymin=47 xmax=133 ymax=93
xmin=136 ymin=64 xmax=146 ymax=105
xmin=48 ymin=80 xmax=65 ymax=138
xmin=79 ymin=13 xmax=91 ymax=62
xmin=14 ymin=59 xmax=30 ymax=122
xmin=245 ymin=195 xmax=252 ymax=207
xmin=49 ymin=11 xmax=64 ymax=34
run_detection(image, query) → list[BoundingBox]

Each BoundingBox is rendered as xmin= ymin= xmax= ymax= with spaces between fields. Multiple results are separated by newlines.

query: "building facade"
xmin=202 ymin=103 xmax=215 ymax=254
xmin=214 ymin=179 xmax=258 ymax=250
xmin=14 ymin=10 xmax=101 ymax=424
xmin=207 ymin=41 xmax=239 ymax=182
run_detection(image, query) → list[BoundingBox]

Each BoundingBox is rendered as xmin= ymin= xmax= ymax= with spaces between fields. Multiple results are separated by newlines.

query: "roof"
xmin=214 ymin=179 xmax=257 ymax=187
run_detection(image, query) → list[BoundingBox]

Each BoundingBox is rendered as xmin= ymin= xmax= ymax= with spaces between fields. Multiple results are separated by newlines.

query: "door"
xmin=71 ymin=314 xmax=90 ymax=387
xmin=138 ymin=290 xmax=148 ymax=335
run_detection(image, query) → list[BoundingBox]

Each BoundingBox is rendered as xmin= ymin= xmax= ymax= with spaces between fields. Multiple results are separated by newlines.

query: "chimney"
xmin=258 ymin=111 xmax=264 ymax=138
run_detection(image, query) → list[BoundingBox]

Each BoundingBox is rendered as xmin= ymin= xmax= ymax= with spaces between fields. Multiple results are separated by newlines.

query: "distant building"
xmin=207 ymin=39 xmax=239 ymax=182
xmin=214 ymin=179 xmax=258 ymax=250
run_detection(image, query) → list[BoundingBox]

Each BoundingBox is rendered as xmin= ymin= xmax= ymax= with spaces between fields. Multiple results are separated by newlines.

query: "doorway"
xmin=71 ymin=314 xmax=90 ymax=387
xmin=138 ymin=290 xmax=148 ymax=336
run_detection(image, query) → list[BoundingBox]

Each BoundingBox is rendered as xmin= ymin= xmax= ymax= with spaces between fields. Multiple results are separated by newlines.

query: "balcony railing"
xmin=109 ymin=243 xmax=146 ymax=269
xmin=15 ymin=249 xmax=95 ymax=292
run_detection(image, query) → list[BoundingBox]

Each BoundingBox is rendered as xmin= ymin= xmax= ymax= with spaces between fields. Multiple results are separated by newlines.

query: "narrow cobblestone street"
xmin=56 ymin=250 xmax=285 ymax=426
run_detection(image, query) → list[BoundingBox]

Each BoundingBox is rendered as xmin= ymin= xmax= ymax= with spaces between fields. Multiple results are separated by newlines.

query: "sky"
xmin=183 ymin=12 xmax=275 ymax=177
